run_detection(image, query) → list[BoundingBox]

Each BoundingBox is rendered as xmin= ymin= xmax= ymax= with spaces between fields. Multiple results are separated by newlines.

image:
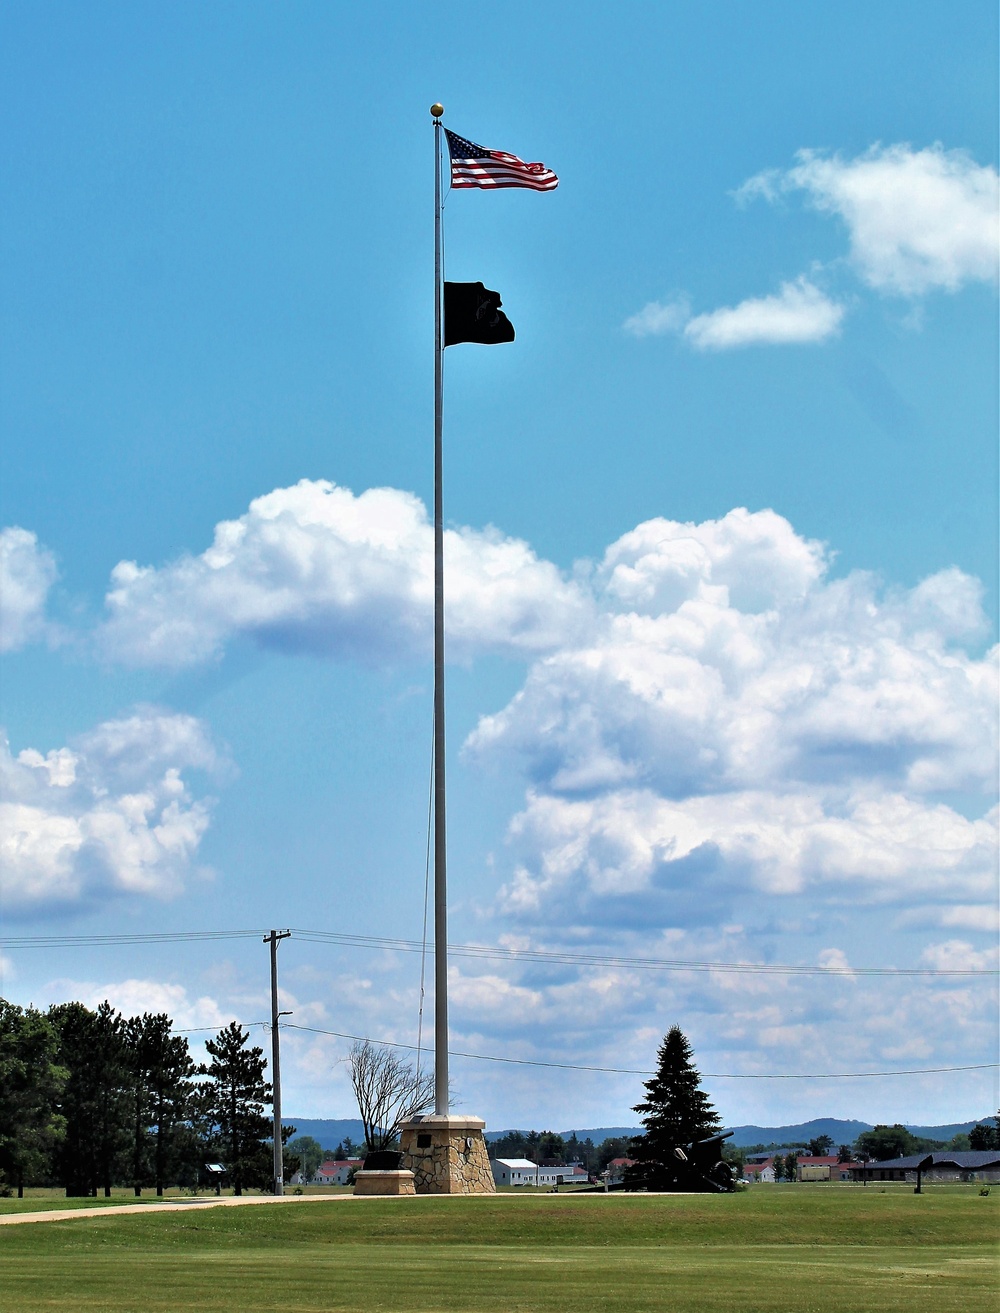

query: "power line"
xmin=0 ymin=931 xmax=258 ymax=948
xmin=169 ymin=1020 xmax=1000 ymax=1079
xmin=289 ymin=929 xmax=996 ymax=978
xmin=2 ymin=927 xmax=994 ymax=978
xmin=277 ymin=1022 xmax=999 ymax=1080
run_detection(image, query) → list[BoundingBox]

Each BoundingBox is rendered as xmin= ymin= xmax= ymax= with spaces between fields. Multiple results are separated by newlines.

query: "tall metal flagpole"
xmin=430 ymin=102 xmax=448 ymax=1116
xmin=390 ymin=103 xmax=493 ymax=1195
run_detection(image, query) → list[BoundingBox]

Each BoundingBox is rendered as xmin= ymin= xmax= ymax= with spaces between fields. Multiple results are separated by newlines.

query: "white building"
xmin=746 ymin=1163 xmax=775 ymax=1183
xmin=491 ymin=1159 xmax=588 ymax=1187
xmin=313 ymin=1159 xmax=363 ymax=1185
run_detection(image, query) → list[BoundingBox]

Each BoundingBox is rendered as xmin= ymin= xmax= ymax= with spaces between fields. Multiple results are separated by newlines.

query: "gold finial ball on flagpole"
xmin=430 ymin=103 xmax=444 ymax=119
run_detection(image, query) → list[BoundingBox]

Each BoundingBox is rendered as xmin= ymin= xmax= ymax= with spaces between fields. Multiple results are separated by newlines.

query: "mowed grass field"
xmin=0 ymin=1186 xmax=996 ymax=1312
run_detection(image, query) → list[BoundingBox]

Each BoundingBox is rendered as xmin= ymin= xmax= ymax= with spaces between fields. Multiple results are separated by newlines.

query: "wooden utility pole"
xmin=264 ymin=930 xmax=292 ymax=1195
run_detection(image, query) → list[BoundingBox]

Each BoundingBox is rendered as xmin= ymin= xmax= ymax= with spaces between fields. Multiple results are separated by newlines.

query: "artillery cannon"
xmin=620 ymin=1130 xmax=737 ymax=1192
xmin=568 ymin=1131 xmax=737 ymax=1194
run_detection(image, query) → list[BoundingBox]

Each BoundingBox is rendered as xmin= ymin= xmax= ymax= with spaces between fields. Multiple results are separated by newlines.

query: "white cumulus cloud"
xmin=621 ymin=280 xmax=843 ymax=350
xmin=0 ymin=708 xmax=221 ymax=914
xmin=470 ymin=509 xmax=996 ymax=800
xmin=465 ymin=507 xmax=998 ymax=926
xmin=892 ymin=902 xmax=1000 ymax=933
xmin=75 ymin=490 xmax=1000 ymax=963
xmin=625 ymin=142 xmax=997 ymax=353
xmin=919 ymin=938 xmax=1000 ymax=973
xmin=739 ymin=143 xmax=1000 ymax=296
xmin=0 ymin=527 xmax=57 ymax=652
xmin=497 ymin=788 xmax=996 ymax=917
xmin=683 ymin=278 xmax=845 ymax=349
xmin=623 ymin=296 xmax=691 ymax=337
xmin=44 ymin=977 xmax=233 ymax=1030
xmin=100 ymin=479 xmax=591 ymax=669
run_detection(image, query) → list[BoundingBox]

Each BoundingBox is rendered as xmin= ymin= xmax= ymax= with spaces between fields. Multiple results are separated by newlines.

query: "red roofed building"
xmin=312 ymin=1158 xmax=363 ymax=1186
xmin=606 ymin=1157 xmax=636 ymax=1183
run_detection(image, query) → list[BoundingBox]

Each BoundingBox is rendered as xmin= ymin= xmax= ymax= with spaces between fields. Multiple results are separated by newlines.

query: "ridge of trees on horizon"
xmin=482 ymin=1123 xmax=992 ymax=1176
xmin=0 ymin=998 xmax=295 ymax=1197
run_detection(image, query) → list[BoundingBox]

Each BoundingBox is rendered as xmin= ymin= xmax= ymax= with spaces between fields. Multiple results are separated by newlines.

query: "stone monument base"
xmin=352 ymin=1169 xmax=416 ymax=1196
xmin=400 ymin=1114 xmax=496 ymax=1194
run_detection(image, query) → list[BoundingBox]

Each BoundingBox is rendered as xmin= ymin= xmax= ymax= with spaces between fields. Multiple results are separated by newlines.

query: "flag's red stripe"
xmin=445 ymin=134 xmax=558 ymax=190
xmin=451 ymin=178 xmax=558 ymax=191
xmin=451 ymin=167 xmax=558 ymax=190
xmin=452 ymin=159 xmax=556 ymax=176
xmin=452 ymin=162 xmax=556 ymax=175
xmin=449 ymin=152 xmax=558 ymax=191
xmin=452 ymin=167 xmax=557 ymax=182
xmin=451 ymin=171 xmax=557 ymax=181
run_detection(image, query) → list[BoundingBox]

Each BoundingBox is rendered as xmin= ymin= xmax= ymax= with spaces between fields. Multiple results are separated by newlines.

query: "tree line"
xmin=737 ymin=1121 xmax=998 ymax=1170
xmin=0 ymin=999 xmax=294 ymax=1197
xmin=487 ymin=1129 xmax=633 ymax=1175
xmin=853 ymin=1120 xmax=999 ymax=1159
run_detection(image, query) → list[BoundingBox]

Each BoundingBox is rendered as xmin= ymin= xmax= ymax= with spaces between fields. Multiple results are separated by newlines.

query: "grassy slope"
xmin=0 ymin=1189 xmax=996 ymax=1312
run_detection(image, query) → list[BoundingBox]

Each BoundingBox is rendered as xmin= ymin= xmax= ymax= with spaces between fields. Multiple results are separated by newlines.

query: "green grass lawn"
xmin=0 ymin=1186 xmax=996 ymax=1311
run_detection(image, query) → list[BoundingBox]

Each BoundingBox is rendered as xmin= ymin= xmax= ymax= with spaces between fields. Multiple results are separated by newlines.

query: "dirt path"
xmin=0 ymin=1189 xmax=614 ymax=1226
xmin=0 ymin=1194 xmax=352 ymax=1226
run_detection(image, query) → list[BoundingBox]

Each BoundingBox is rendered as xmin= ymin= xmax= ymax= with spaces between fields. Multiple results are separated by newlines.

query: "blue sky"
xmin=1 ymin=1 xmax=997 ymax=1131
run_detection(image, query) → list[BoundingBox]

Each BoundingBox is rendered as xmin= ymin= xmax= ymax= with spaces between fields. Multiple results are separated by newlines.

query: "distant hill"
xmin=282 ymin=1118 xmax=366 ymax=1150
xmin=485 ymin=1126 xmax=639 ymax=1143
xmin=480 ymin=1118 xmax=986 ymax=1149
xmin=289 ymin=1115 xmax=985 ymax=1152
xmin=906 ymin=1122 xmax=982 ymax=1141
xmin=288 ymin=1121 xmax=642 ymax=1148
xmin=722 ymin=1118 xmax=981 ymax=1148
xmin=723 ymin=1118 xmax=871 ymax=1148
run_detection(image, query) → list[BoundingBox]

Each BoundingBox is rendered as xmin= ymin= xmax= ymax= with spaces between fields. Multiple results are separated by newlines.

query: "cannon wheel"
xmin=706 ymin=1160 xmax=736 ymax=1191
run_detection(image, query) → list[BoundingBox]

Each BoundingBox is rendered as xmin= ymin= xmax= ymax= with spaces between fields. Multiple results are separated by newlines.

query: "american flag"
xmin=445 ymin=128 xmax=558 ymax=192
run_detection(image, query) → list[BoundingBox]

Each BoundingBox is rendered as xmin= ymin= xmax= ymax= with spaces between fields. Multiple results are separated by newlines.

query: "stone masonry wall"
xmin=400 ymin=1123 xmax=496 ymax=1195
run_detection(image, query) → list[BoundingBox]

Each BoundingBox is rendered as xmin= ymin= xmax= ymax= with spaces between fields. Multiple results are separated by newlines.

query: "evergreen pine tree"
xmin=630 ymin=1026 xmax=723 ymax=1163
xmin=123 ymin=1015 xmax=155 ymax=1197
xmin=49 ymin=1001 xmax=131 ymax=1197
xmin=0 ymin=1002 xmax=66 ymax=1196
xmin=200 ymin=1022 xmax=272 ymax=1195
xmin=123 ymin=1013 xmax=196 ymax=1196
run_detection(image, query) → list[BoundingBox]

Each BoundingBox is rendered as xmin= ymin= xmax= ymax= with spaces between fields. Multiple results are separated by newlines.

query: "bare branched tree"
xmin=348 ymin=1041 xmax=435 ymax=1153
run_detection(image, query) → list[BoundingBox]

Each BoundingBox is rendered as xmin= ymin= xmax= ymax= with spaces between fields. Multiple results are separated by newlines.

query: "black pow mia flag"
xmin=443 ymin=281 xmax=515 ymax=346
